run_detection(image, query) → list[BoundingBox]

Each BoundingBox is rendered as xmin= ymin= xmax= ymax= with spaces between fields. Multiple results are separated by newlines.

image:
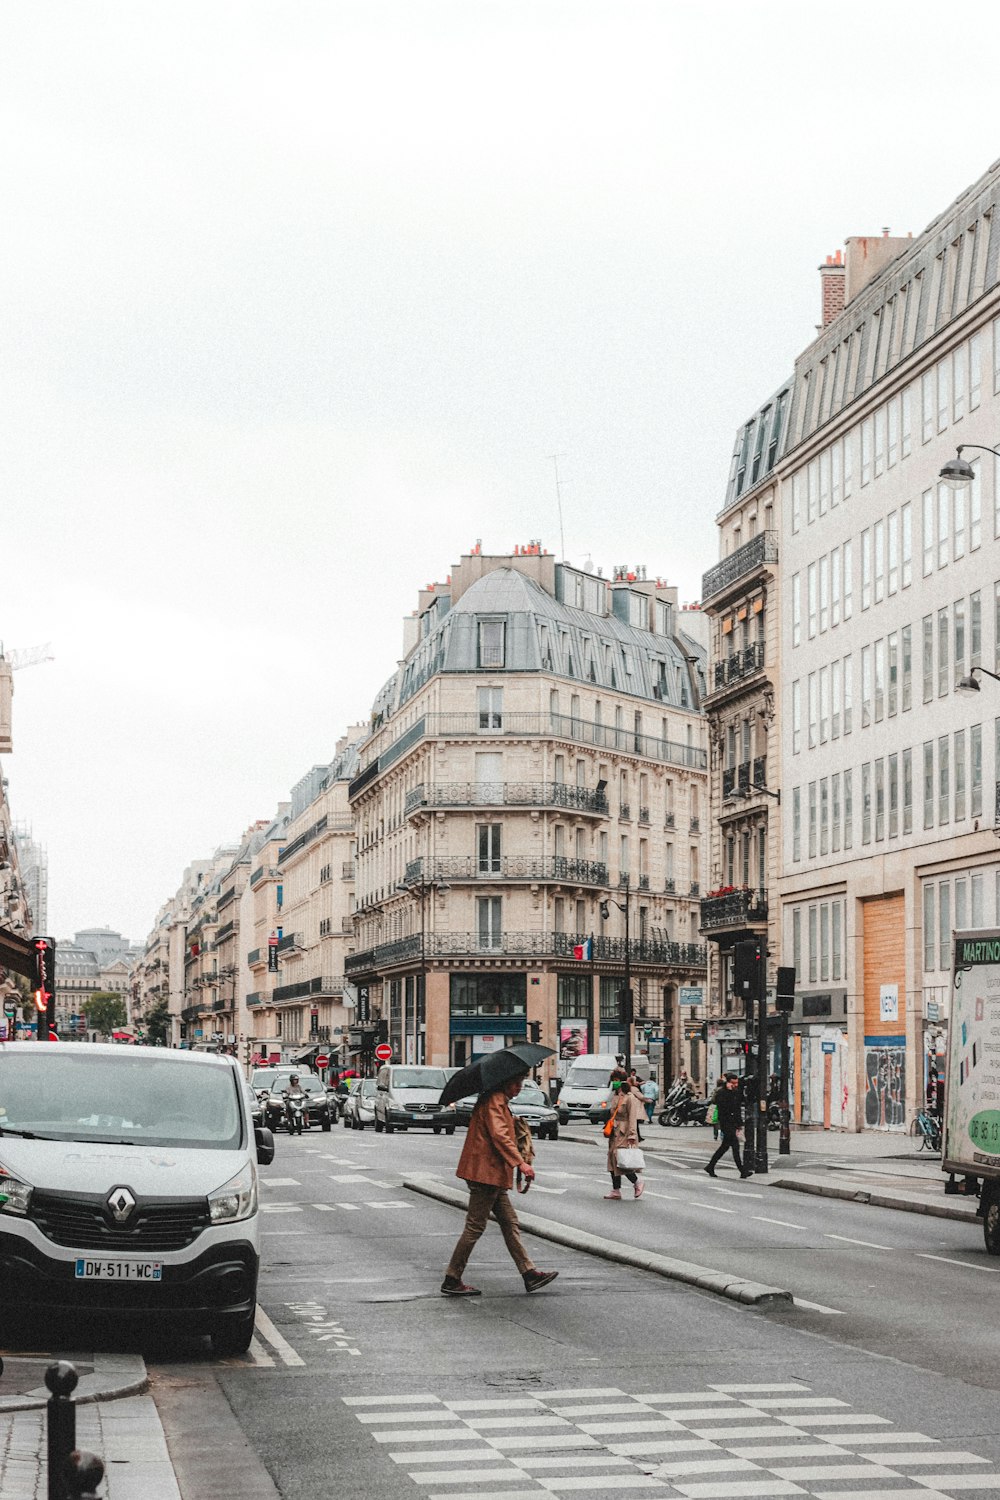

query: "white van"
xmin=0 ymin=1042 xmax=274 ymax=1353
xmin=557 ymin=1053 xmax=650 ymax=1124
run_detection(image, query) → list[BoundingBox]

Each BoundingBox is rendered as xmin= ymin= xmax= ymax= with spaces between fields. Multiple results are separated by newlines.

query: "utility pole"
xmin=600 ymin=884 xmax=633 ymax=1072
xmin=754 ymin=944 xmax=769 ymax=1175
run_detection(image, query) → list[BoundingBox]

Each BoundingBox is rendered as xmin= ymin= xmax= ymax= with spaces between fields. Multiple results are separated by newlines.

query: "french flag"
xmin=573 ymin=937 xmax=593 ymax=961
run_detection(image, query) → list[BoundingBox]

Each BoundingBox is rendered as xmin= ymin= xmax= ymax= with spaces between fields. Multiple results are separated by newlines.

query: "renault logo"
xmin=107 ymin=1187 xmax=136 ymax=1223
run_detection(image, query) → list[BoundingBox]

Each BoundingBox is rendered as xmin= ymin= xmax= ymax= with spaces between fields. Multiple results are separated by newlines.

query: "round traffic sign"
xmin=314 ymin=1054 xmax=329 ymax=1069
xmin=374 ymin=1043 xmax=392 ymax=1062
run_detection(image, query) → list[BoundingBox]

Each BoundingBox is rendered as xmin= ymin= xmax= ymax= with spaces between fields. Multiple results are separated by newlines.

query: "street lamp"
xmin=939 ymin=443 xmax=1000 ymax=488
xmin=600 ymin=884 xmax=633 ymax=1072
xmin=396 ymin=874 xmax=450 ymax=1065
xmin=729 ymin=782 xmax=781 ymax=804
xmin=957 ymin=665 xmax=1000 ymax=695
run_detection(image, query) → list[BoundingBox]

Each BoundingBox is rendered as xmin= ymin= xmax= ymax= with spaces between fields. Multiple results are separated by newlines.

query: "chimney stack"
xmin=819 ymin=249 xmax=846 ymax=327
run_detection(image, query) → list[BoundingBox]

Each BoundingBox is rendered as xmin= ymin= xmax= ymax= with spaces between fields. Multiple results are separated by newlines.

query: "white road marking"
xmin=522 ymin=1455 xmax=658 ymax=1469
xmin=390 ymin=1448 xmax=498 ymax=1464
xmin=643 ymin=1190 xmax=681 ymax=1201
xmin=261 ymin=1204 xmax=303 ymax=1214
xmin=782 ymin=1415 xmax=891 ymax=1428
xmin=372 ymin=1428 xmax=486 ymax=1444
xmin=730 ymin=1446 xmax=851 ymax=1461
xmin=253 ymin=1306 xmax=305 ymax=1367
xmin=917 ymin=1253 xmax=1000 ymax=1273
xmin=754 ymin=1398 xmax=849 ymax=1409
xmin=834 ymin=1435 xmax=938 ymax=1448
xmin=329 ymin=1173 xmax=378 ymax=1183
xmin=773 ymin=1465 xmax=901 ymax=1482
xmin=670 ymin=1483 xmax=805 ymax=1497
xmin=345 ymin=1394 xmax=442 ymax=1406
xmin=537 ymin=1477 xmax=674 ymax=1492
xmin=262 ymin=1177 xmax=301 ymax=1186
xmin=577 ymin=1420 xmax=690 ymax=1436
xmin=687 ymin=1201 xmax=736 ymax=1214
xmin=414 ymin=1468 xmax=530 ymax=1486
xmin=756 ymin=1217 xmax=807 ymax=1230
xmin=813 ymin=1491 xmax=953 ymax=1500
xmin=711 ymin=1385 xmax=810 ymax=1393
xmin=825 ymin=1234 xmax=891 ymax=1250
xmin=858 ymin=1454 xmax=990 ymax=1467
xmin=465 ymin=1416 xmax=570 ymax=1431
xmin=366 ymin=1200 xmax=414 ymax=1209
xmin=445 ymin=1400 xmax=543 ymax=1412
xmin=908 ymin=1479 xmax=1000 ymax=1491
xmin=245 ymin=1336 xmax=274 ymax=1368
xmin=357 ymin=1410 xmax=459 ymax=1425
xmin=645 ymin=1393 xmax=736 ymax=1403
xmin=536 ymin=1388 xmax=625 ymax=1399
xmin=653 ymin=1409 xmax=765 ymax=1423
xmin=529 ymin=1186 xmax=568 ymax=1194
xmin=312 ymin=1203 xmax=337 ymax=1211
xmin=792 ymin=1298 xmax=845 ymax=1315
xmin=706 ymin=1186 xmax=764 ymax=1199
xmin=606 ymin=1440 xmax=717 ymax=1457
xmin=549 ymin=1403 xmax=656 ymax=1418
xmin=426 ymin=1492 xmax=544 ymax=1500
xmin=337 ymin=1202 xmax=362 ymax=1210
xmin=489 ymin=1434 xmax=599 ymax=1451
xmin=651 ymin=1459 xmax=763 ymax=1477
xmin=693 ymin=1426 xmax=801 ymax=1441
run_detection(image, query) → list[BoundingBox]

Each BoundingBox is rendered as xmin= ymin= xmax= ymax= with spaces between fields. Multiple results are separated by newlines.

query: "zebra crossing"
xmin=343 ymin=1383 xmax=1000 ymax=1499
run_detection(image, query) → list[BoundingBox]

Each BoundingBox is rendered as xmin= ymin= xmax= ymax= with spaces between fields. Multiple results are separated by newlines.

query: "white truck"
xmin=943 ymin=929 xmax=1000 ymax=1253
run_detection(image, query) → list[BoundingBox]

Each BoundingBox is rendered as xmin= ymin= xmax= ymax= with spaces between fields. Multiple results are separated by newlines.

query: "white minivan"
xmin=0 ymin=1042 xmax=274 ymax=1354
xmin=557 ymin=1053 xmax=651 ymax=1123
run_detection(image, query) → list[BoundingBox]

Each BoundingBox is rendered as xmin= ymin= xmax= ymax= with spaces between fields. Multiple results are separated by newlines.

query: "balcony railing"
xmin=405 ymin=855 xmax=609 ymax=887
xmin=702 ymin=530 xmax=778 ymax=602
xmin=619 ymin=803 xmax=631 ymax=821
xmin=272 ymin=975 xmax=345 ymax=1005
xmin=342 ymin=861 xmax=355 ymax=879
xmin=405 ymin=781 xmax=610 ymax=818
xmin=664 ymin=812 xmax=675 ymax=829
xmin=638 ymin=806 xmax=650 ymax=824
xmin=276 ymin=932 xmax=303 ymax=954
xmin=248 ymin=947 xmax=261 ymax=966
xmin=699 ymin=887 xmax=769 ymax=931
xmin=355 ymin=715 xmax=707 ymax=800
xmin=711 ymin=641 xmax=766 ymax=692
xmin=346 ymin=931 xmax=706 ymax=972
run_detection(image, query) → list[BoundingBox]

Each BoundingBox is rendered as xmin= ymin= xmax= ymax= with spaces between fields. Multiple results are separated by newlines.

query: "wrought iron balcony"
xmin=702 ymin=530 xmax=778 ymax=603
xmin=346 ymin=931 xmax=706 ymax=971
xmin=710 ymin=641 xmax=766 ymax=693
xmin=638 ymin=806 xmax=650 ymax=824
xmin=272 ymin=975 xmax=346 ymax=1005
xmin=405 ymin=781 xmax=610 ymax=818
xmin=276 ymin=932 xmax=303 ymax=954
xmin=699 ymin=886 xmax=769 ymax=931
xmin=619 ymin=803 xmax=631 ymax=821
xmin=405 ymin=855 xmax=610 ymax=887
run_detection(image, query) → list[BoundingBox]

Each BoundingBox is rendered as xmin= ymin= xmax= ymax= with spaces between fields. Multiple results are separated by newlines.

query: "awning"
xmin=0 ymin=926 xmax=34 ymax=981
xmin=292 ymin=1045 xmax=321 ymax=1066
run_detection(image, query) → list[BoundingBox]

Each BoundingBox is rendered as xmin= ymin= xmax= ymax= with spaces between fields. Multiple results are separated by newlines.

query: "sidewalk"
xmin=0 ymin=1350 xmax=182 ymax=1500
xmin=561 ymin=1119 xmax=982 ymax=1224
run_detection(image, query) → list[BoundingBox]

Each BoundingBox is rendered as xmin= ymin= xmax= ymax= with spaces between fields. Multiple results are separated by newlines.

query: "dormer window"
xmin=478 ymin=620 xmax=506 ymax=668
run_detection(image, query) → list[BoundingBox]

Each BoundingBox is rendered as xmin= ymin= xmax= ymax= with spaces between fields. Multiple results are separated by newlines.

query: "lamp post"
xmin=397 ymin=871 xmax=450 ymax=1065
xmin=939 ymin=443 xmax=1000 ymax=489
xmin=600 ymin=883 xmax=633 ymax=1072
xmin=956 ymin=665 xmax=1000 ymax=695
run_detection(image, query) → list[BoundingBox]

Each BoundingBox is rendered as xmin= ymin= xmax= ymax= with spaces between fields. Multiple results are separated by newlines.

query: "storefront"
xmin=449 ymin=973 xmax=526 ymax=1066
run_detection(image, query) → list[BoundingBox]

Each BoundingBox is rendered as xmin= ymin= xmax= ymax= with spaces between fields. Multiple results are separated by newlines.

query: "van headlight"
xmin=0 ymin=1161 xmax=32 ymax=1216
xmin=208 ymin=1163 xmax=257 ymax=1224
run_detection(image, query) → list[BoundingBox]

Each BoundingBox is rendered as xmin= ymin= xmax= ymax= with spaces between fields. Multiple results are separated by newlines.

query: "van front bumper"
xmin=0 ymin=1231 xmax=258 ymax=1324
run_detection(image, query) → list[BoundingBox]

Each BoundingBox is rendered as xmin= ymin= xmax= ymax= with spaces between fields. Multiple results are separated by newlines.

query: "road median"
xmin=403 ymin=1177 xmax=792 ymax=1306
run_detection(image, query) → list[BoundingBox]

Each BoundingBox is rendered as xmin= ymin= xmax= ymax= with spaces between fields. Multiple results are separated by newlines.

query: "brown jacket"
xmin=456 ymin=1090 xmax=526 ymax=1189
xmin=606 ymin=1089 xmax=642 ymax=1173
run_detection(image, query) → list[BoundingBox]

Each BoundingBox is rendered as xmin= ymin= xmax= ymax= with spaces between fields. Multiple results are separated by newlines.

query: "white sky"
xmin=4 ymin=0 xmax=1000 ymax=943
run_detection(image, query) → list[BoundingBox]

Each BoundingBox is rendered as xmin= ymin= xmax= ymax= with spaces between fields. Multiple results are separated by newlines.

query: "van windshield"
xmin=564 ymin=1067 xmax=612 ymax=1089
xmin=0 ymin=1053 xmax=244 ymax=1150
xmin=391 ymin=1068 xmax=447 ymax=1090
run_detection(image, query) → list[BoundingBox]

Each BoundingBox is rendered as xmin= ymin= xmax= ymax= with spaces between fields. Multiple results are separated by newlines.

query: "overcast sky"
xmin=4 ymin=0 xmax=1000 ymax=944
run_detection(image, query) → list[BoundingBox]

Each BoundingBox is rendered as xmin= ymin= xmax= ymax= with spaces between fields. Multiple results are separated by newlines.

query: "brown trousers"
xmin=445 ymin=1182 xmax=535 ymax=1279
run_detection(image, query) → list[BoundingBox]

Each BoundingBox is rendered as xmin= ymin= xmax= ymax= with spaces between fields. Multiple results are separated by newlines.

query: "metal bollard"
xmin=46 ymin=1361 xmax=78 ymax=1500
xmin=67 ymin=1449 xmax=105 ymax=1499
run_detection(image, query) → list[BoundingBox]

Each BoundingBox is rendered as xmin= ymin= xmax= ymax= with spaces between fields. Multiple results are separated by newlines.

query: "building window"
xmin=955 ymin=728 xmax=967 ymax=821
xmin=874 ymin=519 xmax=885 ymax=603
xmin=809 ymin=906 xmax=818 ymax=984
xmin=939 ymin=733 xmax=950 ymax=824
xmin=843 ymin=540 xmax=853 ymax=619
xmin=843 ymin=654 xmax=853 ymax=734
xmin=861 ymin=529 xmax=872 ymax=611
xmin=923 ymin=884 xmax=935 ymax=971
xmin=923 ymin=741 xmax=934 ymax=829
xmin=792 ymin=788 xmax=801 ymax=862
xmin=831 ymin=549 xmax=841 ymax=626
xmin=478 ymin=687 xmax=503 ymax=728
xmin=808 ymin=782 xmax=817 ymax=859
xmin=874 ymin=638 xmax=885 ymax=722
xmin=922 ymin=615 xmax=933 ymax=703
xmin=938 ymin=607 xmax=949 ymax=697
xmin=478 ymin=823 xmax=502 ymax=875
xmin=887 ymin=632 xmax=898 ymax=717
xmin=903 ymin=748 xmax=913 ymax=834
xmin=792 ymin=680 xmax=801 ymax=754
xmin=861 ymin=646 xmax=872 ymax=727
xmin=938 ymin=483 xmax=950 ymax=569
xmin=476 ymin=896 xmax=502 ymax=950
xmin=862 ymin=762 xmax=872 ymax=845
xmin=808 ymin=563 xmax=817 ymax=638
xmin=971 ymin=591 xmax=982 ymax=668
xmin=971 ymin=723 xmax=982 ymax=817
xmin=844 ymin=768 xmax=853 ymax=849
xmin=901 ymin=500 xmax=912 ymax=587
xmin=888 ymin=752 xmax=899 ymax=838
xmin=939 ymin=883 xmax=951 ymax=972
xmin=888 ymin=512 xmax=899 ymax=594
xmin=478 ymin=621 xmax=506 ymax=668
xmin=922 ymin=488 xmax=934 ymax=576
xmin=831 ymin=659 xmax=841 ymax=738
xmin=820 ymin=778 xmax=829 ymax=856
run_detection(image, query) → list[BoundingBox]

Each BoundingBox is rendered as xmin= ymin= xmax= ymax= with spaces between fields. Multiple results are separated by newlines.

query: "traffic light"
xmin=733 ymin=939 xmax=762 ymax=1023
xmin=775 ymin=966 xmax=796 ymax=1014
xmin=375 ymin=1018 xmax=388 ymax=1044
xmin=617 ymin=985 xmax=634 ymax=1025
xmin=528 ymin=1020 xmax=542 ymax=1044
xmin=699 ymin=1020 xmax=708 ymax=1044
xmin=32 ymin=936 xmax=56 ymax=1034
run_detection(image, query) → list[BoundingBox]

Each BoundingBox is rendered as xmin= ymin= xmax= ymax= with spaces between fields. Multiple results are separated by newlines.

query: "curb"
xmin=403 ymin=1178 xmax=792 ymax=1307
xmin=0 ymin=1352 xmax=148 ymax=1414
xmin=774 ymin=1177 xmax=980 ymax=1223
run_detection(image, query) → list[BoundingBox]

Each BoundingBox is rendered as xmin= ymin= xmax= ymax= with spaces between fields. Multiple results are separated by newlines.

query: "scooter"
xmin=284 ymin=1092 xmax=306 ymax=1136
xmin=660 ymin=1092 xmax=710 ymax=1127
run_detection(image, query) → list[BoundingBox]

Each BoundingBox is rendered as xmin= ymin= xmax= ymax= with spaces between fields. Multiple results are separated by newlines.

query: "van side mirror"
xmin=255 ymin=1126 xmax=275 ymax=1166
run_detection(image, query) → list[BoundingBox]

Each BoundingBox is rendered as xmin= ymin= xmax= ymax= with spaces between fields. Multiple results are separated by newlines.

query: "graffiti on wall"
xmin=864 ymin=1044 xmax=906 ymax=1129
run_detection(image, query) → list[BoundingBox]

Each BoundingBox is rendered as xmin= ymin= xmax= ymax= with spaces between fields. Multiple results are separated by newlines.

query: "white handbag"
xmin=616 ymin=1146 xmax=644 ymax=1171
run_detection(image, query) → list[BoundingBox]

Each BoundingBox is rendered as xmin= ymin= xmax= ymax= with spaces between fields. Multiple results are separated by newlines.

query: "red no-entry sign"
xmin=315 ymin=1054 xmax=329 ymax=1069
xmin=374 ymin=1043 xmax=392 ymax=1062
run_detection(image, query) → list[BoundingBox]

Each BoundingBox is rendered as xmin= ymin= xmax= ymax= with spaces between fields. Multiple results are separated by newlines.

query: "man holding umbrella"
xmin=439 ymin=1042 xmax=559 ymax=1298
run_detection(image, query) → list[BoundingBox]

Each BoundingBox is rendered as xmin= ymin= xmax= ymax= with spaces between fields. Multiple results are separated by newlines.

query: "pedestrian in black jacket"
xmin=704 ymin=1074 xmax=752 ymax=1178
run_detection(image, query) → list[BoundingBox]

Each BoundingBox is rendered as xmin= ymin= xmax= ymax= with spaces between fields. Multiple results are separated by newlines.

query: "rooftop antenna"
xmin=549 ymin=454 xmax=568 ymax=562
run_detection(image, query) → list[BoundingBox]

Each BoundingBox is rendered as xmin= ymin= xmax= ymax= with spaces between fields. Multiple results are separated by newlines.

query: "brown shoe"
xmin=441 ymin=1276 xmax=481 ymax=1297
xmin=523 ymin=1269 xmax=559 ymax=1293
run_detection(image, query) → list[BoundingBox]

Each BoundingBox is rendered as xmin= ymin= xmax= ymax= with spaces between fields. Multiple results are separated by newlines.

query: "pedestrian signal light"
xmin=528 ymin=1020 xmax=542 ymax=1044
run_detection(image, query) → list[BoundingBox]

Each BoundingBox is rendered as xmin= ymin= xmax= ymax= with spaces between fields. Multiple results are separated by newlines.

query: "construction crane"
xmin=0 ymin=644 xmax=54 ymax=672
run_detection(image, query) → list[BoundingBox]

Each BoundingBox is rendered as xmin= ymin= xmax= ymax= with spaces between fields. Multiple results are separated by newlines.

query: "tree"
xmin=84 ymin=991 xmax=127 ymax=1037
xmin=145 ymin=996 xmax=171 ymax=1046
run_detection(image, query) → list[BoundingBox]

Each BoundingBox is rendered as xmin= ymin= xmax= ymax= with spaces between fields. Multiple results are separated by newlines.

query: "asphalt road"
xmin=141 ymin=1120 xmax=1000 ymax=1500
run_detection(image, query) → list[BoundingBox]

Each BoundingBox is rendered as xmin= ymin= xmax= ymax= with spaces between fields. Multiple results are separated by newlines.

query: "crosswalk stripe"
xmin=345 ymin=1394 xmax=442 ymax=1406
xmin=409 ymin=1468 xmax=529 ymax=1486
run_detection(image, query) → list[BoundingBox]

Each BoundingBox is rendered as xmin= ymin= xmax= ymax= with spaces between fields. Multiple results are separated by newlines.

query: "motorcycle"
xmin=283 ymin=1091 xmax=306 ymax=1136
xmin=660 ymin=1091 xmax=710 ymax=1127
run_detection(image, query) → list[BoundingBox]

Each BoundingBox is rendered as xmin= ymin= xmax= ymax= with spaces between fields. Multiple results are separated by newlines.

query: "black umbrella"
xmin=439 ymin=1043 xmax=555 ymax=1108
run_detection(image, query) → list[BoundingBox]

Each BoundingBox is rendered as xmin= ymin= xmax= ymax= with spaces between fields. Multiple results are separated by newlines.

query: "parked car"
xmin=0 ymin=1042 xmax=273 ymax=1354
xmin=342 ymin=1077 xmax=378 ymax=1130
xmin=454 ymin=1080 xmax=559 ymax=1140
xmin=262 ymin=1072 xmax=332 ymax=1133
xmin=330 ymin=1077 xmax=359 ymax=1120
xmin=373 ymin=1065 xmax=457 ymax=1134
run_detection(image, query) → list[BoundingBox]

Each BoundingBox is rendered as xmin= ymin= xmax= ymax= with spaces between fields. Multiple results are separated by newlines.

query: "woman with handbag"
xmin=604 ymin=1078 xmax=645 ymax=1199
